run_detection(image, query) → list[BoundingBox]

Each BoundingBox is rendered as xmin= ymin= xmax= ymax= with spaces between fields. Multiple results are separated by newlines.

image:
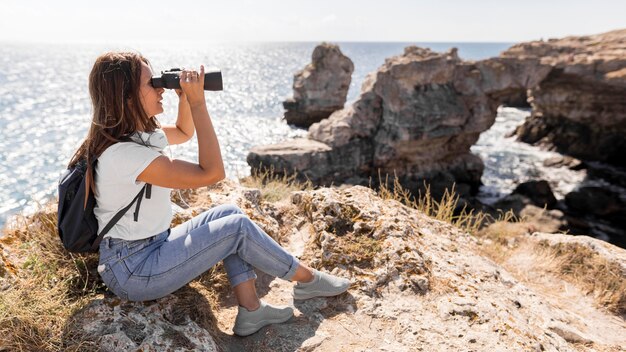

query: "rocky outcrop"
xmin=250 ymin=46 xmax=551 ymax=198
xmin=2 ymin=182 xmax=625 ymax=351
xmin=251 ymin=29 xmax=626 ymax=199
xmin=512 ymin=29 xmax=626 ymax=165
xmin=283 ymin=43 xmax=354 ymax=128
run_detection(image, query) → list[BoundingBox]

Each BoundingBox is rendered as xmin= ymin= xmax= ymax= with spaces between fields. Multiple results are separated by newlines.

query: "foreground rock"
xmin=512 ymin=29 xmax=626 ymax=166
xmin=283 ymin=43 xmax=354 ymax=128
xmin=2 ymin=181 xmax=625 ymax=351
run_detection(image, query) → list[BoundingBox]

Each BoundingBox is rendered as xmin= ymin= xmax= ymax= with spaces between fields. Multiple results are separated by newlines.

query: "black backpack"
xmin=57 ymin=158 xmax=151 ymax=253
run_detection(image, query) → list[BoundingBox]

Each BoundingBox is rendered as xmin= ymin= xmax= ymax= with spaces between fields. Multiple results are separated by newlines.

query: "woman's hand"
xmin=179 ymin=65 xmax=206 ymax=107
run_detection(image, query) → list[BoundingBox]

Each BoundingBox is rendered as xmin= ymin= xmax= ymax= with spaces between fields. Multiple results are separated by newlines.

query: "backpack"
xmin=57 ymin=158 xmax=151 ymax=253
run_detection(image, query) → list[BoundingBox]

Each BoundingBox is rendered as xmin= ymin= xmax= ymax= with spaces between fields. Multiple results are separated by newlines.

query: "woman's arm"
xmin=162 ymin=90 xmax=195 ymax=145
xmin=138 ymin=66 xmax=226 ymax=189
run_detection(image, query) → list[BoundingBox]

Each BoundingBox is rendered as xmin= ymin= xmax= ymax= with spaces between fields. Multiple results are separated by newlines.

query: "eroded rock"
xmin=72 ymin=295 xmax=218 ymax=351
xmin=251 ymin=29 xmax=626 ymax=202
xmin=283 ymin=43 xmax=354 ymax=128
xmin=250 ymin=45 xmax=551 ymax=198
xmin=511 ymin=29 xmax=626 ymax=165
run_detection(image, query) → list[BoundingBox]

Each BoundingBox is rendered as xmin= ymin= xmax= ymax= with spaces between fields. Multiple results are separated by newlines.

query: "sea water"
xmin=1 ymin=41 xmax=582 ymax=227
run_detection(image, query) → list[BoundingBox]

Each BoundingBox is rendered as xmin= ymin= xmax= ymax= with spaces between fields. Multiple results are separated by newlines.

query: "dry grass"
xmin=319 ymin=232 xmax=384 ymax=270
xmin=375 ymin=172 xmax=508 ymax=235
xmin=476 ymin=222 xmax=626 ymax=316
xmin=537 ymin=241 xmax=626 ymax=316
xmin=240 ymin=165 xmax=313 ymax=203
xmin=0 ymin=206 xmax=102 ymax=351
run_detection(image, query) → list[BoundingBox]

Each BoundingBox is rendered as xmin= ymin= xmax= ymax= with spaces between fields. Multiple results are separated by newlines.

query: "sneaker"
xmin=233 ymin=300 xmax=294 ymax=337
xmin=293 ymin=270 xmax=351 ymax=300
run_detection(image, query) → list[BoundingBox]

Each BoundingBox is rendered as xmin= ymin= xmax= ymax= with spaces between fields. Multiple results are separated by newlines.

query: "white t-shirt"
xmin=94 ymin=132 xmax=172 ymax=241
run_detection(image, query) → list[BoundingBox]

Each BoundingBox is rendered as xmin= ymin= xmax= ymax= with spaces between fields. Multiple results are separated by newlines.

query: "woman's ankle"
xmin=240 ymin=300 xmax=261 ymax=312
xmin=292 ymin=265 xmax=315 ymax=283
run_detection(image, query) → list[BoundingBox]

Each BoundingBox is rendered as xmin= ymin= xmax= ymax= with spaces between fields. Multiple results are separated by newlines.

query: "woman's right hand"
xmin=179 ymin=65 xmax=206 ymax=107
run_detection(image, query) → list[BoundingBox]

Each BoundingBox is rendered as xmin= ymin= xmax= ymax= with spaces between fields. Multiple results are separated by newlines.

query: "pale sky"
xmin=1 ymin=0 xmax=625 ymax=43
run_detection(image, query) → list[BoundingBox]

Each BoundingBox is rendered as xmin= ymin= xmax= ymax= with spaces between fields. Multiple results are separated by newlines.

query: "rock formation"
xmin=2 ymin=182 xmax=625 ymax=350
xmin=251 ymin=29 xmax=626 ymax=199
xmin=510 ymin=29 xmax=626 ymax=165
xmin=283 ymin=43 xmax=354 ymax=128
xmin=250 ymin=46 xmax=551 ymax=198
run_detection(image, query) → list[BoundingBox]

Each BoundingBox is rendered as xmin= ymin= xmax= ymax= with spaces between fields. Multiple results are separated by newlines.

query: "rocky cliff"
xmin=249 ymin=29 xmax=626 ymax=198
xmin=1 ymin=181 xmax=625 ymax=351
xmin=249 ymin=45 xmax=550 ymax=198
xmin=510 ymin=29 xmax=626 ymax=165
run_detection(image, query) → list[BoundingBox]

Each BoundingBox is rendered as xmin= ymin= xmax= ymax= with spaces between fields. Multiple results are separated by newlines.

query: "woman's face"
xmin=138 ymin=62 xmax=164 ymax=117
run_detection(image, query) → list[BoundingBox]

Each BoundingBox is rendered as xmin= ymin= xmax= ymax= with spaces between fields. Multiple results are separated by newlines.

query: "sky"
xmin=1 ymin=0 xmax=625 ymax=44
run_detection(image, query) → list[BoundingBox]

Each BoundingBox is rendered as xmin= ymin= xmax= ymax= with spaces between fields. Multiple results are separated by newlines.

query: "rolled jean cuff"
xmin=230 ymin=270 xmax=258 ymax=287
xmin=280 ymin=256 xmax=300 ymax=282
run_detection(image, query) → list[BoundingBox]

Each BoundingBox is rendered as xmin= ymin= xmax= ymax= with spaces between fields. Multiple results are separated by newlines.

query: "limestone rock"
xmin=252 ymin=46 xmax=549 ymax=198
xmin=511 ymin=29 xmax=626 ymax=165
xmin=251 ymin=29 xmax=626 ymax=200
xmin=74 ymin=295 xmax=218 ymax=351
xmin=2 ymin=184 xmax=626 ymax=351
xmin=283 ymin=43 xmax=354 ymax=128
xmin=530 ymin=232 xmax=626 ymax=275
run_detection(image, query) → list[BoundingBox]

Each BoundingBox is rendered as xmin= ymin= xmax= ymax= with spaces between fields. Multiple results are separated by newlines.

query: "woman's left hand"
xmin=175 ymin=89 xmax=185 ymax=98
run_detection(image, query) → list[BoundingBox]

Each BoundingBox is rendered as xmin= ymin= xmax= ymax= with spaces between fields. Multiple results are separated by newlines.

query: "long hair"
xmin=68 ymin=52 xmax=160 ymax=205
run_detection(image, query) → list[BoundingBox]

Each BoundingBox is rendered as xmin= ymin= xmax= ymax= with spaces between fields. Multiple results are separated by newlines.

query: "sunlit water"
xmin=0 ymin=41 xmax=529 ymax=226
xmin=472 ymin=107 xmax=585 ymax=203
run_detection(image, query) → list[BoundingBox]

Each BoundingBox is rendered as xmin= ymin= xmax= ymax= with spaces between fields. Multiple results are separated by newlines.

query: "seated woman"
xmin=68 ymin=52 xmax=350 ymax=337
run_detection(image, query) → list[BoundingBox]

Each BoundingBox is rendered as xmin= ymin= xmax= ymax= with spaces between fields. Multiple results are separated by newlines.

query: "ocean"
xmin=0 ymin=41 xmax=591 ymax=227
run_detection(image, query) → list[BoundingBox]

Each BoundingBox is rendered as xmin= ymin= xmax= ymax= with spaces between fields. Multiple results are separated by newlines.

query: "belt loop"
xmin=105 ymin=237 xmax=111 ymax=249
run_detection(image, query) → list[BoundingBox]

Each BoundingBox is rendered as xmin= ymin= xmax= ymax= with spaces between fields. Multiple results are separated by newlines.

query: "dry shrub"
xmin=240 ymin=165 xmax=312 ymax=203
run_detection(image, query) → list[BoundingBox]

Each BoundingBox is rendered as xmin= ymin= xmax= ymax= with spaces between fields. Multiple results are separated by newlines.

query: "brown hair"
xmin=68 ymin=51 xmax=160 ymax=205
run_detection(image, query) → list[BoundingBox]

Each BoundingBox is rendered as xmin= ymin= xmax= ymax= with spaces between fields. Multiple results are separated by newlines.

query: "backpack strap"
xmin=133 ymin=186 xmax=147 ymax=221
xmin=90 ymin=184 xmax=148 ymax=251
xmin=132 ymin=184 xmax=152 ymax=221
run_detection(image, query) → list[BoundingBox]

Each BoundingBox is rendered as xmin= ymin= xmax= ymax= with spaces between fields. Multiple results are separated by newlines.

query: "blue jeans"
xmin=97 ymin=204 xmax=300 ymax=301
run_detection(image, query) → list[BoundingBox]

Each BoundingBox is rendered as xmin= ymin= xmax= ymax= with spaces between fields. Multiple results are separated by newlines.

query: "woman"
xmin=68 ymin=52 xmax=350 ymax=337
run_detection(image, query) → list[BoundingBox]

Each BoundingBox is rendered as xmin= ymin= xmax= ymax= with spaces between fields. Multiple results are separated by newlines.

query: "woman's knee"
xmin=211 ymin=203 xmax=244 ymax=217
xmin=224 ymin=213 xmax=257 ymax=237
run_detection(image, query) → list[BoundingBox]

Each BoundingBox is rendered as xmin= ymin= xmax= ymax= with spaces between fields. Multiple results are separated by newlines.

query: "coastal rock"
xmin=565 ymin=186 xmax=625 ymax=218
xmin=563 ymin=187 xmax=626 ymax=247
xmin=512 ymin=180 xmax=557 ymax=209
xmin=251 ymin=46 xmax=550 ymax=198
xmin=512 ymin=29 xmax=626 ymax=166
xmin=252 ymin=29 xmax=626 ymax=206
xmin=283 ymin=43 xmax=354 ymax=128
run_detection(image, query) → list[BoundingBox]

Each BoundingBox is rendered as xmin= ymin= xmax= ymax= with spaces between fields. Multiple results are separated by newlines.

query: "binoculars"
xmin=151 ymin=68 xmax=223 ymax=91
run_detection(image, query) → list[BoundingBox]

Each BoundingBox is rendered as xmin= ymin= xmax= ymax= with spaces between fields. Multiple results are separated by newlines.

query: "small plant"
xmin=240 ymin=164 xmax=313 ymax=202
xmin=374 ymin=171 xmax=506 ymax=235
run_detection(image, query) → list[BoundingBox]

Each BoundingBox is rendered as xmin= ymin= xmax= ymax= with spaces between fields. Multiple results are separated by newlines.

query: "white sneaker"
xmin=293 ymin=270 xmax=351 ymax=300
xmin=233 ymin=300 xmax=294 ymax=337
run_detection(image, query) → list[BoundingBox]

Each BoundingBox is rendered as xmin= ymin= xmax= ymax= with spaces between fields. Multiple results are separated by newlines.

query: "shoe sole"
xmin=292 ymin=286 xmax=350 ymax=300
xmin=233 ymin=315 xmax=293 ymax=337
